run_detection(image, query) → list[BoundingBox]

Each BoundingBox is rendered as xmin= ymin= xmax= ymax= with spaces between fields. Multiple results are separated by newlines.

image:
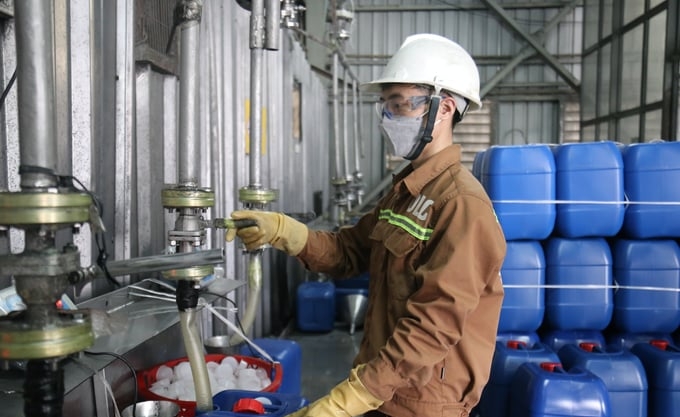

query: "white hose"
xmin=179 ymin=309 xmax=213 ymax=412
xmin=229 ymin=252 xmax=262 ymax=345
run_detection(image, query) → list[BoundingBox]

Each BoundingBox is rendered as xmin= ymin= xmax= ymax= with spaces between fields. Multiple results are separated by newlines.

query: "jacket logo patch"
xmin=406 ymin=194 xmax=434 ymax=221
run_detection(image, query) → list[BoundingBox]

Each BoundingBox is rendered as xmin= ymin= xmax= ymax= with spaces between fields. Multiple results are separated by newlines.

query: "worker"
xmin=227 ymin=33 xmax=507 ymax=417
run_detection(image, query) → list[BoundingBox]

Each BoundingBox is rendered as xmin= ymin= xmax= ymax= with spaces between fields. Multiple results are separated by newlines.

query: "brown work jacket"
xmin=296 ymin=144 xmax=507 ymax=417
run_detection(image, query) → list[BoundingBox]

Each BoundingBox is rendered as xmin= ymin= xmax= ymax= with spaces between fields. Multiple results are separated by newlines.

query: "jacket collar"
xmin=392 ymin=144 xmax=462 ymax=196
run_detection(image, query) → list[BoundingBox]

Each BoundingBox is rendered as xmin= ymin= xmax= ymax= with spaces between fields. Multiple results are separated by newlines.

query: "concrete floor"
xmin=287 ymin=325 xmax=363 ymax=402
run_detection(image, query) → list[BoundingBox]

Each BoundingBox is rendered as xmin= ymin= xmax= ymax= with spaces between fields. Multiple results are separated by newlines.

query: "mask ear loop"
xmin=404 ymin=95 xmax=441 ymax=161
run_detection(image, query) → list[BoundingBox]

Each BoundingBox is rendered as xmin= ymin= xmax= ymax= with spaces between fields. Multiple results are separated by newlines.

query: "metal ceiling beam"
xmin=481 ymin=0 xmax=581 ymax=92
xmin=481 ymin=0 xmax=580 ymax=98
xmin=355 ymin=1 xmax=580 ymax=12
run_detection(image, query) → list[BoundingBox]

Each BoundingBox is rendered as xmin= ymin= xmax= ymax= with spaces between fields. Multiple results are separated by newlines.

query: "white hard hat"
xmin=361 ymin=33 xmax=482 ymax=111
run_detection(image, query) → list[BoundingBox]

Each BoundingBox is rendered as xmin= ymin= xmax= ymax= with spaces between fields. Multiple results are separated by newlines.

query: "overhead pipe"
xmin=231 ymin=0 xmax=279 ymax=345
xmin=265 ymin=0 xmax=280 ymax=50
xmin=16 ymin=0 xmax=58 ymax=189
xmin=3 ymin=2 xmax=93 ymax=417
xmin=178 ymin=1 xmax=202 ymax=187
xmin=351 ymin=79 xmax=364 ymax=206
xmin=342 ymin=68 xmax=350 ymax=180
xmin=331 ymin=52 xmax=342 ymax=180
xmin=173 ymin=0 xmax=212 ymax=412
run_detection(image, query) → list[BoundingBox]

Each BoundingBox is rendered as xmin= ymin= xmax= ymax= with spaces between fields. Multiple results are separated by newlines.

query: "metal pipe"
xmin=265 ymin=0 xmax=280 ymax=50
xmin=342 ymin=69 xmax=350 ymax=178
xmin=103 ymin=248 xmax=224 ymax=277
xmin=175 ymin=3 xmax=212 ymax=410
xmin=178 ymin=5 xmax=202 ymax=186
xmin=342 ymin=67 xmax=350 ymax=179
xmin=249 ymin=0 xmax=265 ymax=188
xmin=15 ymin=0 xmax=58 ymax=188
xmin=237 ymin=0 xmax=267 ymax=343
xmin=332 ymin=52 xmax=341 ymax=179
xmin=352 ymin=80 xmax=362 ymax=170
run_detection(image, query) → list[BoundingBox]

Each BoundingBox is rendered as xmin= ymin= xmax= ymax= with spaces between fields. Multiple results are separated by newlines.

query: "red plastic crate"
xmin=137 ymin=354 xmax=282 ymax=417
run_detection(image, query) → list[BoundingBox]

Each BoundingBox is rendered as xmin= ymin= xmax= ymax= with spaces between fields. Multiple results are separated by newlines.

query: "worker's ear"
xmin=437 ymin=96 xmax=457 ymax=121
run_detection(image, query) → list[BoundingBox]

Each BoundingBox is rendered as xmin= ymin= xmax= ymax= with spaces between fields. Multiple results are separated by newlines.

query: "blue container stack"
xmin=631 ymin=340 xmax=680 ymax=417
xmin=558 ymin=343 xmax=648 ymax=417
xmin=474 ymin=140 xmax=680 ymax=417
xmin=553 ymin=142 xmax=625 ymax=238
xmin=611 ymin=239 xmax=680 ymax=333
xmin=296 ymin=281 xmax=335 ymax=332
xmin=497 ymin=241 xmax=545 ymax=333
xmin=544 ymin=237 xmax=614 ymax=331
xmin=481 ymin=144 xmax=556 ymax=240
xmin=478 ymin=341 xmax=559 ymax=417
xmin=622 ymin=141 xmax=680 ymax=238
xmin=509 ymin=362 xmax=612 ymax=417
xmin=542 ymin=329 xmax=607 ymax=353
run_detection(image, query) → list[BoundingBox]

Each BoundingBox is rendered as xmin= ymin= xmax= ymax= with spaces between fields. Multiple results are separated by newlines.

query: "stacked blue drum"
xmin=497 ymin=241 xmax=545 ymax=333
xmin=631 ymin=340 xmax=680 ymax=417
xmin=611 ymin=240 xmax=680 ymax=334
xmin=481 ymin=144 xmax=555 ymax=240
xmin=558 ymin=343 xmax=648 ymax=417
xmin=509 ymin=362 xmax=611 ymax=417
xmin=544 ymin=237 xmax=614 ymax=331
xmin=475 ymin=140 xmax=680 ymax=417
xmin=622 ymin=142 xmax=680 ymax=238
xmin=478 ymin=341 xmax=559 ymax=417
xmin=554 ymin=141 xmax=625 ymax=237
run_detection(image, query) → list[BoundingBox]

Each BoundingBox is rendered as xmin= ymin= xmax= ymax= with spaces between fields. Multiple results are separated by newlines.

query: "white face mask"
xmin=379 ymin=115 xmax=426 ymax=158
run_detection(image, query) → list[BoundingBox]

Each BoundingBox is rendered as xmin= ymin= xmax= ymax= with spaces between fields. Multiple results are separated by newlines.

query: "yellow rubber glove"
xmin=225 ymin=210 xmax=309 ymax=255
xmin=285 ymin=366 xmax=383 ymax=417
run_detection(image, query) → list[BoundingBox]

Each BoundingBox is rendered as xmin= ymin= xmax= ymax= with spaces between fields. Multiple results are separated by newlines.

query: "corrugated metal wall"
xmin=0 ymin=0 xmax=329 ymax=337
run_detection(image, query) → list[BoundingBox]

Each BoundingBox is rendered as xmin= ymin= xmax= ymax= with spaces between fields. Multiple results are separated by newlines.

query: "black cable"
xmin=62 ymin=175 xmax=121 ymax=288
xmin=83 ymin=351 xmax=138 ymax=417
xmin=0 ymin=68 xmax=16 ymax=111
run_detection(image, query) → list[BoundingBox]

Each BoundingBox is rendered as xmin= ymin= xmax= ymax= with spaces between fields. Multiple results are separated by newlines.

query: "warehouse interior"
xmin=0 ymin=0 xmax=678 ymax=416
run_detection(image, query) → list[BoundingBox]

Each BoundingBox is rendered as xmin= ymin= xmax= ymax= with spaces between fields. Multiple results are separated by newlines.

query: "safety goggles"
xmin=375 ymin=95 xmax=432 ymax=119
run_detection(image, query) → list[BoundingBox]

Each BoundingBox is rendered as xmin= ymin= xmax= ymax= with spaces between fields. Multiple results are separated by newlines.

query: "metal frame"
xmin=582 ymin=0 xmax=673 ymax=142
xmin=481 ymin=0 xmax=581 ymax=92
xmin=480 ymin=0 xmax=581 ymax=98
xmin=662 ymin=0 xmax=679 ymax=140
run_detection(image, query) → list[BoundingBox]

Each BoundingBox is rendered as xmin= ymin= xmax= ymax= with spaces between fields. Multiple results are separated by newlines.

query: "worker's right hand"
xmin=225 ymin=210 xmax=309 ymax=255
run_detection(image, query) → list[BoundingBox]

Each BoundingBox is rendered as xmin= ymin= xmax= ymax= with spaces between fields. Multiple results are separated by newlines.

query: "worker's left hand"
xmin=225 ymin=210 xmax=308 ymax=255
xmin=285 ymin=366 xmax=383 ymax=417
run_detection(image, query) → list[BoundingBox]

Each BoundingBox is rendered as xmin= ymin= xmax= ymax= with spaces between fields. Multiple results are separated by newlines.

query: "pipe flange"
xmin=161 ymin=187 xmax=215 ymax=209
xmin=331 ymin=177 xmax=347 ymax=186
xmin=161 ymin=264 xmax=214 ymax=280
xmin=0 ymin=192 xmax=92 ymax=226
xmin=238 ymin=187 xmax=278 ymax=204
xmin=0 ymin=311 xmax=93 ymax=359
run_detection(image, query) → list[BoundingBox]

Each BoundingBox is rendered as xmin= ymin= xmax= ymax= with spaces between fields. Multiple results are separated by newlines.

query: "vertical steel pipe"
xmin=265 ymin=0 xmax=280 ymax=51
xmin=249 ymin=0 xmax=265 ymax=188
xmin=235 ymin=0 xmax=267 ymax=344
xmin=178 ymin=12 xmax=201 ymax=186
xmin=352 ymin=79 xmax=362 ymax=170
xmin=342 ymin=67 xmax=350 ymax=178
xmin=332 ymin=52 xmax=341 ymax=179
xmin=15 ymin=0 xmax=58 ymax=188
